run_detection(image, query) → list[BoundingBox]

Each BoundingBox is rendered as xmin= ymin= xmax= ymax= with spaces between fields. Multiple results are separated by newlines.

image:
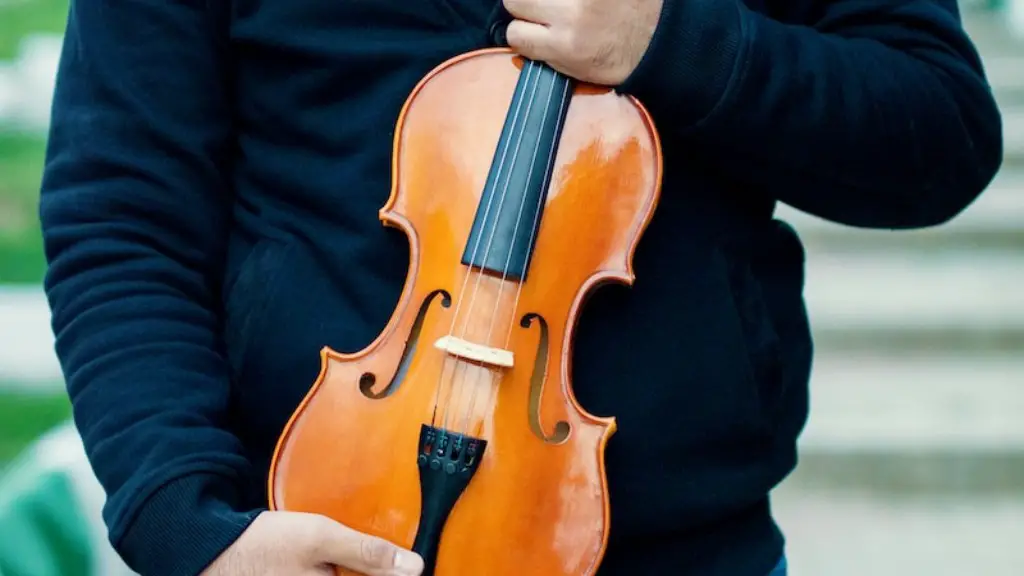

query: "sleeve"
xmin=38 ymin=2 xmax=261 ymax=575
xmin=617 ymin=0 xmax=1004 ymax=229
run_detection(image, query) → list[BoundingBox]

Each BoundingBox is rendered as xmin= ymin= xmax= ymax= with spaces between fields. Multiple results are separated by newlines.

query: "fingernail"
xmin=394 ymin=550 xmax=424 ymax=575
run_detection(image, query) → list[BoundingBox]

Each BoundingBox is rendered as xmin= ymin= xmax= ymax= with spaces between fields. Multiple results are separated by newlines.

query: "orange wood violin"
xmin=268 ymin=46 xmax=663 ymax=575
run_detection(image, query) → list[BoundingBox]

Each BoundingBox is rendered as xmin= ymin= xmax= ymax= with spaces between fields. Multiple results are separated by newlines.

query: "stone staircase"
xmin=777 ymin=9 xmax=1024 ymax=495
xmin=770 ymin=11 xmax=1024 ymax=574
xmin=981 ymin=12 xmax=1024 ymax=168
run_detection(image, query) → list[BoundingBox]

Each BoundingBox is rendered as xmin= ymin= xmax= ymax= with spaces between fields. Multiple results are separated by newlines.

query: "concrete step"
xmin=987 ymin=56 xmax=1024 ymax=108
xmin=776 ymin=168 xmax=1024 ymax=251
xmin=961 ymin=10 xmax=1024 ymax=163
xmin=1005 ymin=109 xmax=1024 ymax=164
xmin=777 ymin=170 xmax=1024 ymax=349
xmin=788 ymin=448 xmax=1024 ymax=495
xmin=791 ymin=350 xmax=1024 ymax=496
xmin=771 ymin=484 xmax=1024 ymax=575
xmin=964 ymin=9 xmax=1024 ymax=54
xmin=800 ymin=251 xmax=1024 ymax=334
xmin=800 ymin=352 xmax=1024 ymax=451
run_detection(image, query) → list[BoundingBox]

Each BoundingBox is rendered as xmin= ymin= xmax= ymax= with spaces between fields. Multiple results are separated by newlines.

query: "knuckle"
xmin=360 ymin=537 xmax=395 ymax=567
xmin=507 ymin=33 xmax=534 ymax=57
xmin=505 ymin=24 xmax=524 ymax=46
xmin=299 ymin=516 xmax=333 ymax=557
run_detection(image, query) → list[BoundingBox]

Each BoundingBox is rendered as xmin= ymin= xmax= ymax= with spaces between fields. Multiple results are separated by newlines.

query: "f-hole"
xmin=359 ymin=289 xmax=451 ymax=399
xmin=522 ymin=312 xmax=570 ymax=443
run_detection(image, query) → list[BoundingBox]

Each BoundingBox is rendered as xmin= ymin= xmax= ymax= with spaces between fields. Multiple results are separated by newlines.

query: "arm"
xmin=39 ymin=1 xmax=258 ymax=574
xmin=617 ymin=0 xmax=1004 ymax=229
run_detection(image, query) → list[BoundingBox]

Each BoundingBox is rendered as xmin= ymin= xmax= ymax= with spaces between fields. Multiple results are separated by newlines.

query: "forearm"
xmin=620 ymin=0 xmax=1003 ymax=228
xmin=41 ymin=2 xmax=257 ymax=574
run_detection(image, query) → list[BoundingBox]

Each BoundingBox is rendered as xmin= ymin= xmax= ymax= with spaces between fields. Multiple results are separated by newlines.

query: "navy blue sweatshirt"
xmin=39 ymin=0 xmax=1000 ymax=574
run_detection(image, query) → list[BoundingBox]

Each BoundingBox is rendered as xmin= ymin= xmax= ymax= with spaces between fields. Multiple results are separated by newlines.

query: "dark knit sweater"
xmin=39 ymin=0 xmax=1001 ymax=574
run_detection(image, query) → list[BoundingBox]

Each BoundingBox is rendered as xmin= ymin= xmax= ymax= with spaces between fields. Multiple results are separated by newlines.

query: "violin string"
xmin=502 ymin=77 xmax=571 ymax=351
xmin=480 ymin=77 xmax=573 ymax=431
xmin=458 ymin=69 xmax=562 ymax=437
xmin=443 ymin=62 xmax=541 ymax=433
xmin=438 ymin=61 xmax=541 ymax=432
xmin=428 ymin=63 xmax=531 ymax=428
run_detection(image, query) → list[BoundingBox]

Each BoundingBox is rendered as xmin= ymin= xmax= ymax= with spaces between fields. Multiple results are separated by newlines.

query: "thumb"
xmin=311 ymin=516 xmax=424 ymax=576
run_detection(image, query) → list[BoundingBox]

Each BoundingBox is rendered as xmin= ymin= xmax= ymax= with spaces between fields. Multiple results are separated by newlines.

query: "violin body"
xmin=269 ymin=48 xmax=662 ymax=575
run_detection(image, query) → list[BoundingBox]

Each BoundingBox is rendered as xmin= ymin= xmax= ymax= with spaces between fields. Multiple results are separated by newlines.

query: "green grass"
xmin=0 ymin=131 xmax=48 ymax=284
xmin=0 ymin=0 xmax=74 ymax=466
xmin=0 ymin=0 xmax=69 ymax=284
xmin=0 ymin=0 xmax=68 ymax=60
xmin=0 ymin=390 xmax=70 ymax=465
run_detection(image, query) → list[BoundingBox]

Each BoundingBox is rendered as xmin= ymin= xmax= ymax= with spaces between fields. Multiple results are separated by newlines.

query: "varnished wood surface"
xmin=269 ymin=48 xmax=662 ymax=576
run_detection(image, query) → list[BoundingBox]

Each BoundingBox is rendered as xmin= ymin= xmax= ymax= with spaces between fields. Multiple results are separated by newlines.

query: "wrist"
xmin=618 ymin=0 xmax=747 ymax=126
xmin=115 ymin=473 xmax=263 ymax=576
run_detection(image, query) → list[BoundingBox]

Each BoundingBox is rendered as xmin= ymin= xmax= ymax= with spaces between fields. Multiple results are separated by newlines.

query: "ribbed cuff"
xmin=115 ymin=473 xmax=264 ymax=576
xmin=618 ymin=0 xmax=747 ymax=127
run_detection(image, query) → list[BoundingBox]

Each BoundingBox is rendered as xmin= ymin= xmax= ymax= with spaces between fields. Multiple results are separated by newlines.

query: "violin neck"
xmin=460 ymin=58 xmax=575 ymax=283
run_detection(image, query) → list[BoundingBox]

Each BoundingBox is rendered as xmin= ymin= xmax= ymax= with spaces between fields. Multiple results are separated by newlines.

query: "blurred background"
xmin=0 ymin=1 xmax=1021 ymax=574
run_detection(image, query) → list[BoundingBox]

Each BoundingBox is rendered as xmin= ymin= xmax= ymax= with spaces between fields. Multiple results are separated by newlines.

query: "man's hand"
xmin=503 ymin=0 xmax=663 ymax=85
xmin=202 ymin=511 xmax=424 ymax=576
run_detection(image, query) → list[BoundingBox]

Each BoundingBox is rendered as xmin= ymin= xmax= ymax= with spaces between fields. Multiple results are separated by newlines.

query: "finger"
xmin=309 ymin=517 xmax=423 ymax=576
xmin=505 ymin=19 xmax=557 ymax=63
xmin=502 ymin=0 xmax=548 ymax=23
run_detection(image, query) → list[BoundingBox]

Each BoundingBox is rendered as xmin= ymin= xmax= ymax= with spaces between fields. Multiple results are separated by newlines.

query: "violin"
xmin=268 ymin=47 xmax=663 ymax=575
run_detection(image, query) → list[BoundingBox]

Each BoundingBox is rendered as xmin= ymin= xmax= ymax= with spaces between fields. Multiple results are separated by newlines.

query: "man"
xmin=38 ymin=0 xmax=1001 ymax=574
